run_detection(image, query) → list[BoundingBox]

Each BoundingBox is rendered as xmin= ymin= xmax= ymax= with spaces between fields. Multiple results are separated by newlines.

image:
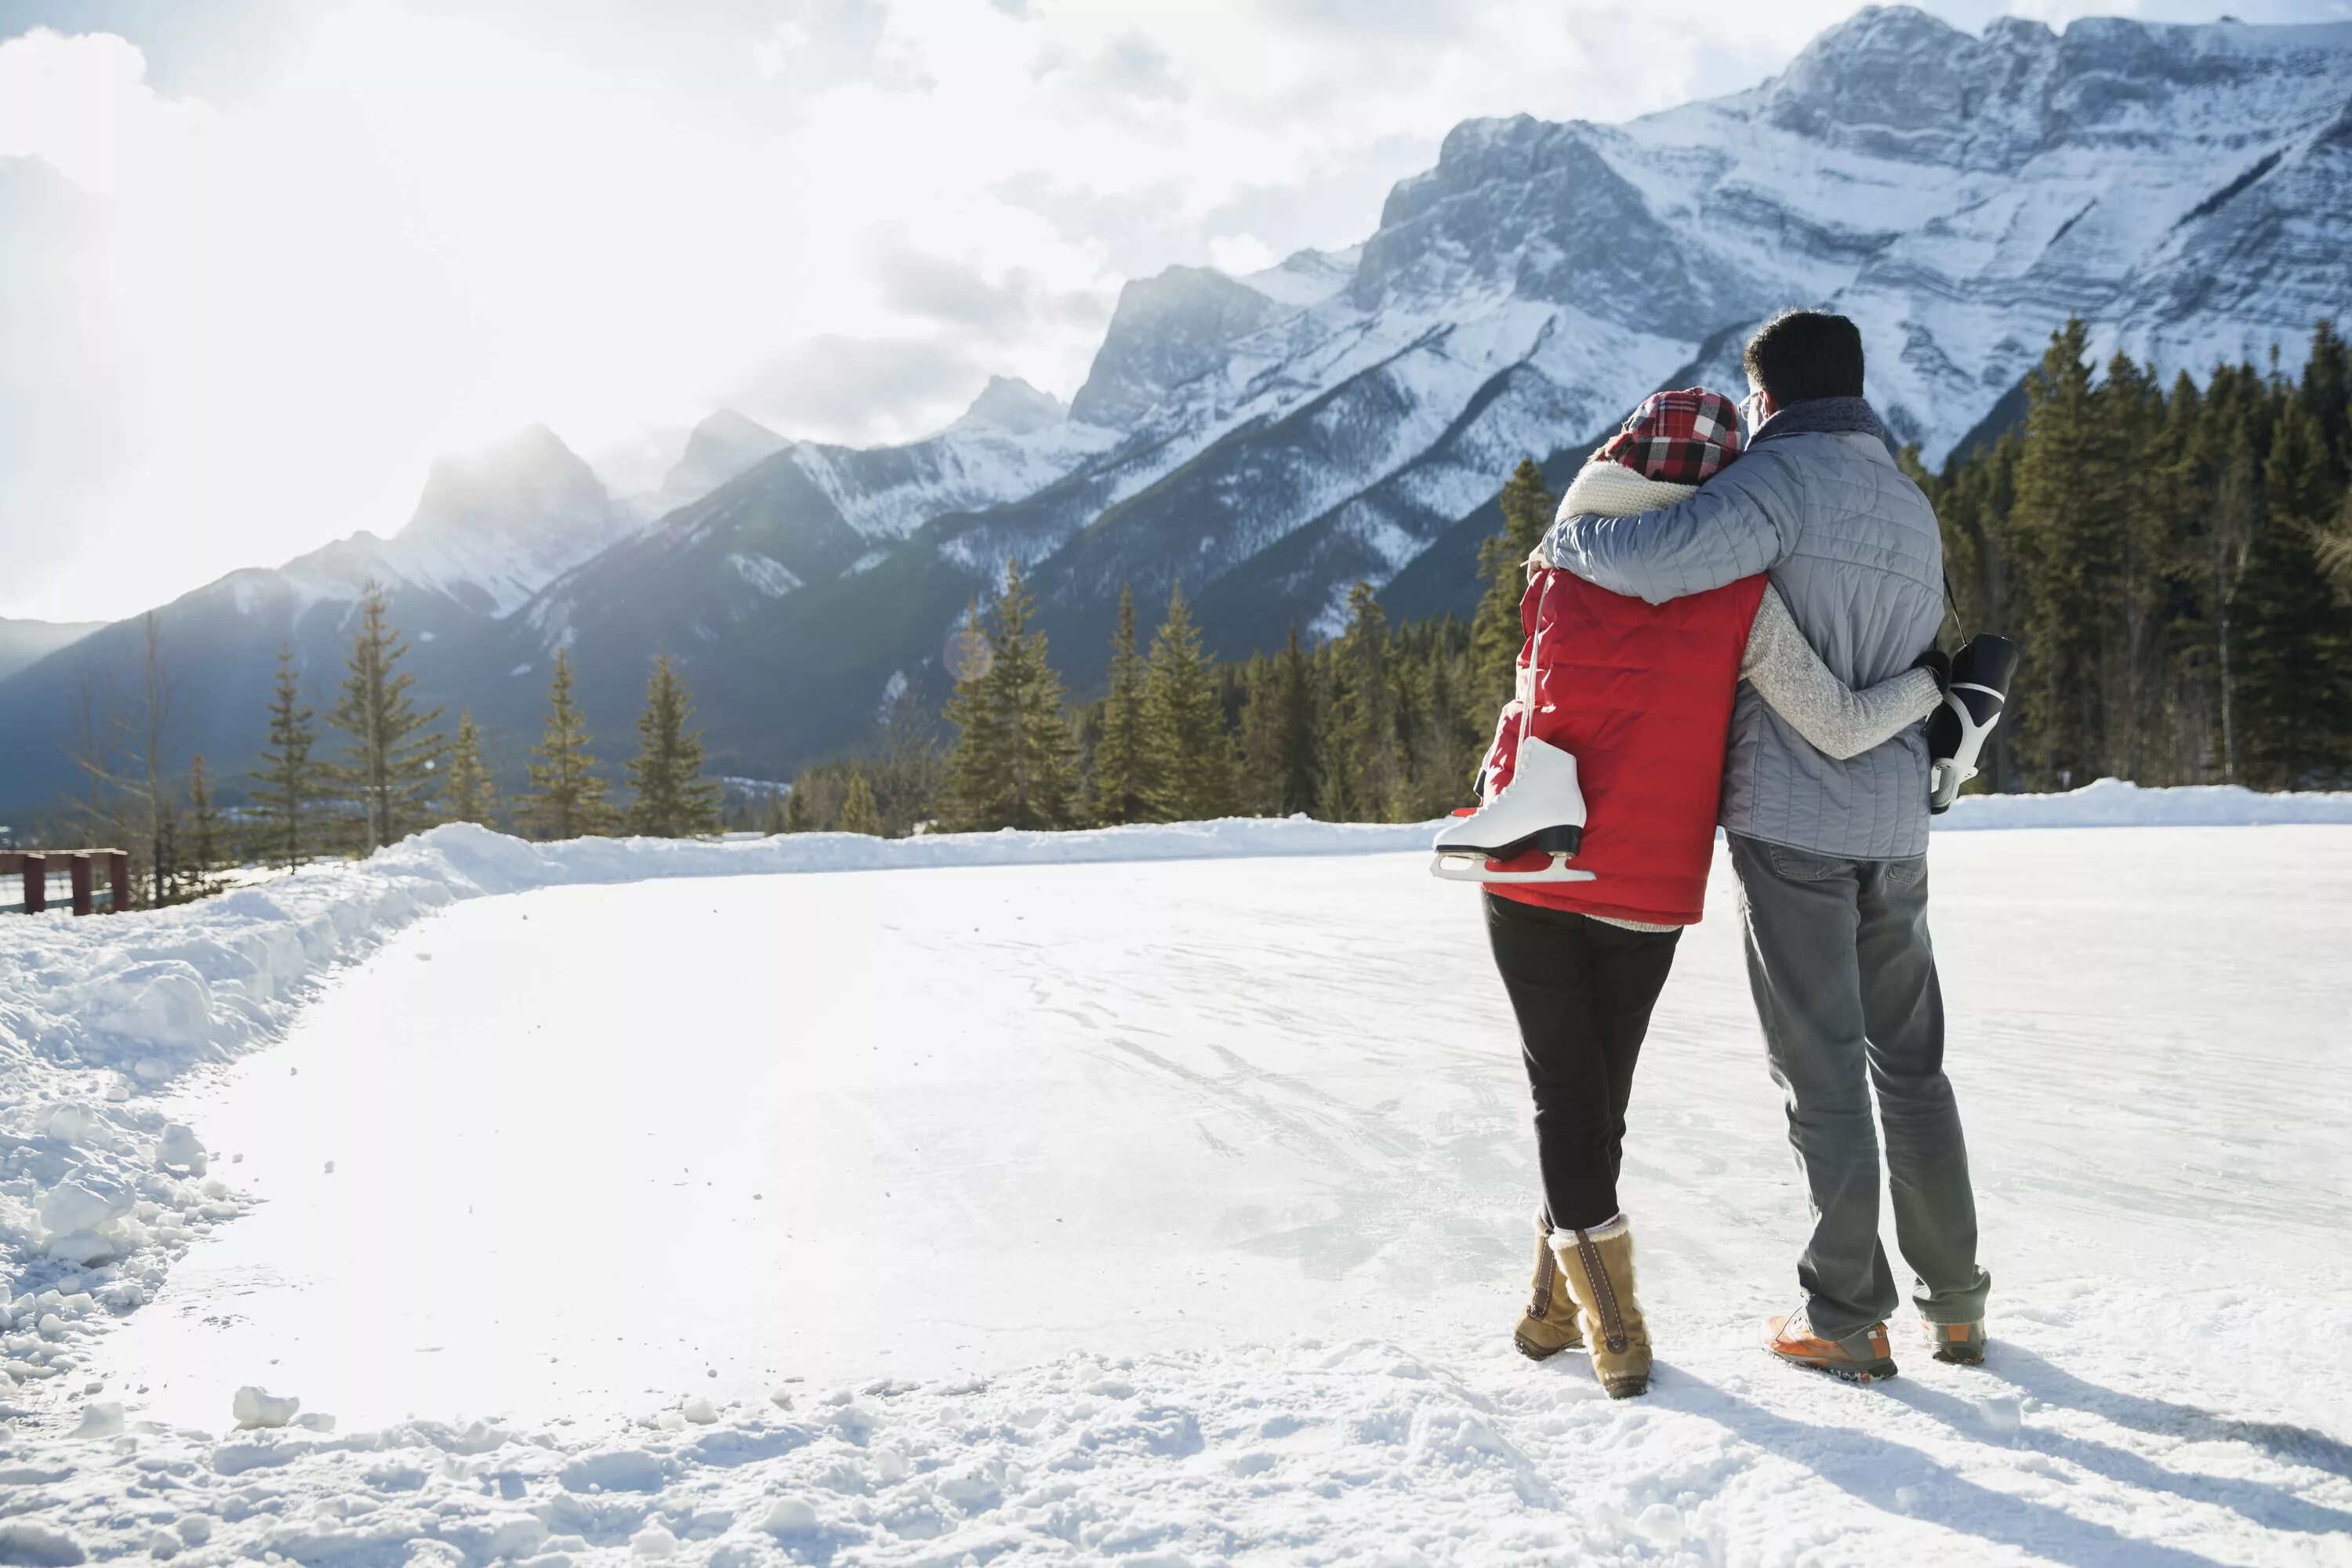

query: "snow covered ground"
xmin=2 ymin=805 xmax=2350 ymax=1565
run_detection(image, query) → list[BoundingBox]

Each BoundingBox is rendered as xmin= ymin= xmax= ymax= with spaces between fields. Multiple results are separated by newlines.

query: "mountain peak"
xmin=953 ymin=376 xmax=1066 ymax=437
xmin=1069 ymin=265 xmax=1283 ymax=430
xmin=655 ymin=409 xmax=791 ymax=516
xmin=1759 ymin=9 xmax=2352 ymax=169
xmin=390 ymin=425 xmax=639 ymax=615
xmin=1240 ymin=246 xmax=1359 ymax=309
xmin=406 ymin=425 xmax=604 ymax=539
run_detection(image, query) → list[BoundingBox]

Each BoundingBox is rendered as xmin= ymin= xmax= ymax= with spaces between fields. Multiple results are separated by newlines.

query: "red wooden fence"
xmin=1 ymin=849 xmax=132 ymax=915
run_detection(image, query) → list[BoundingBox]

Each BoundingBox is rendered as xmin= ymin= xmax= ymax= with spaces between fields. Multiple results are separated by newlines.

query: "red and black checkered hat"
xmin=1593 ymin=387 xmax=1744 ymax=485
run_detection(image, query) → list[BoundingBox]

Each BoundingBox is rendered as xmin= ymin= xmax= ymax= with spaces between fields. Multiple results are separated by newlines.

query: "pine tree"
xmin=444 ymin=710 xmax=499 ymax=827
xmin=938 ymin=564 xmax=1080 ymax=832
xmin=1468 ymin=459 xmax=1555 ymax=724
xmin=2301 ymin=318 xmax=2350 ymax=484
xmin=246 ymin=643 xmax=324 ymax=871
xmin=1238 ymin=626 xmax=1321 ymax=815
xmin=328 ymin=581 xmax=445 ymax=851
xmin=782 ymin=786 xmax=817 ymax=833
xmin=520 ymin=650 xmax=618 ymax=840
xmin=2009 ymin=321 xmax=2130 ymax=786
xmin=1091 ymin=586 xmax=1150 ymax=826
xmin=1322 ymin=583 xmax=1400 ymax=820
xmin=1141 ymin=586 xmax=1236 ymax=822
xmin=183 ymin=755 xmax=223 ymax=899
xmin=2234 ymin=399 xmax=2352 ymax=786
xmin=762 ymin=787 xmax=789 ymax=835
xmin=839 ymin=771 xmax=883 ymax=835
xmin=2316 ymin=488 xmax=2352 ymax=602
xmin=625 ymin=655 xmax=721 ymax=837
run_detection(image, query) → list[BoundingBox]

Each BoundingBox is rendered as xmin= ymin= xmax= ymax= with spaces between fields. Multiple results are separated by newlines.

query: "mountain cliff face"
xmin=4 ymin=7 xmax=2347 ymax=804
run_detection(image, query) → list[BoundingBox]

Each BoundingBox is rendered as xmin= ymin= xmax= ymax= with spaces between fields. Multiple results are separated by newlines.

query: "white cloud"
xmin=2 ymin=0 xmax=2341 ymax=620
xmin=0 ymin=28 xmax=210 ymax=194
xmin=1207 ymin=234 xmax=1276 ymax=276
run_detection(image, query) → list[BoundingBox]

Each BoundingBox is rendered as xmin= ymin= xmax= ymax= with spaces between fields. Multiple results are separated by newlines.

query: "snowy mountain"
xmin=3 ymin=7 xmax=2347 ymax=800
xmin=0 ymin=426 xmax=637 ymax=801
xmin=0 ymin=615 xmax=103 ymax=684
xmin=633 ymin=408 xmax=790 ymax=521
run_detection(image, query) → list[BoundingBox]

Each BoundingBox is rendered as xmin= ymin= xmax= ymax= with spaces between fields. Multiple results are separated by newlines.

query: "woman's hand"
xmin=1524 ymin=546 xmax=1548 ymax=584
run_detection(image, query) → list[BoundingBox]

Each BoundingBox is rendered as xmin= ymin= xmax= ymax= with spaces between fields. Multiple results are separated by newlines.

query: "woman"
xmin=1474 ymin=388 xmax=1945 ymax=1399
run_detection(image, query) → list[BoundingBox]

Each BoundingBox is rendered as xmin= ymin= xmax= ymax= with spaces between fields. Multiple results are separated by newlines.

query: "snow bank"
xmin=1937 ymin=776 xmax=2352 ymax=830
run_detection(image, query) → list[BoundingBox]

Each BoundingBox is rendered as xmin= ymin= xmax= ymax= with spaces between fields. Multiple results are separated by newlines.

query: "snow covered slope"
xmin=1 ymin=815 xmax=2347 ymax=1564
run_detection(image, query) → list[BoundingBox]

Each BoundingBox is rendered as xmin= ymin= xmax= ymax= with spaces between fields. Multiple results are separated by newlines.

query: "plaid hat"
xmin=1594 ymin=387 xmax=1744 ymax=485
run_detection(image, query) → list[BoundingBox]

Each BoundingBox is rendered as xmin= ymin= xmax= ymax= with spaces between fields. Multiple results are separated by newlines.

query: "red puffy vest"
xmin=1480 ymin=568 xmax=1768 ymax=926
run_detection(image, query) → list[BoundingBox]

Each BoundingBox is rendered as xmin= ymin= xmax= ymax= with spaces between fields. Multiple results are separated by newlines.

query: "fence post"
xmin=69 ymin=853 xmax=94 ymax=917
xmin=108 ymin=851 xmax=132 ymax=913
xmin=21 ymin=853 xmax=45 ymax=914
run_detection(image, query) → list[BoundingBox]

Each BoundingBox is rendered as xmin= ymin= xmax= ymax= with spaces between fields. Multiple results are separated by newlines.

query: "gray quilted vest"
xmin=1722 ymin=430 xmax=1944 ymax=858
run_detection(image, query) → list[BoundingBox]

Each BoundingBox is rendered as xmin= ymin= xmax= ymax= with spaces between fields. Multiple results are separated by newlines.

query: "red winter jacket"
xmin=1480 ymin=568 xmax=1768 ymax=926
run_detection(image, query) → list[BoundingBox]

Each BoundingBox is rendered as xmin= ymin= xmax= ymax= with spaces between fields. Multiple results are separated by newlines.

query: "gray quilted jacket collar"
xmin=1748 ymin=397 xmax=1894 ymax=458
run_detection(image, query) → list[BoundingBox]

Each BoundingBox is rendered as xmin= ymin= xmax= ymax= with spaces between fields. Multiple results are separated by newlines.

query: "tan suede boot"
xmin=1551 ymin=1214 xmax=1651 ymax=1398
xmin=1512 ymin=1221 xmax=1584 ymax=1361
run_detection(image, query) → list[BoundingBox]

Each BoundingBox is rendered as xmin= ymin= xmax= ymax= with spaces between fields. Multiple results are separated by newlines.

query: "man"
xmin=1536 ymin=310 xmax=1991 ymax=1381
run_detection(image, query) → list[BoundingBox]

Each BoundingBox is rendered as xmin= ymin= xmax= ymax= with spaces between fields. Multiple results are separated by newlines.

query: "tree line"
xmin=45 ymin=316 xmax=2352 ymax=886
xmin=1922 ymin=318 xmax=2352 ymax=792
xmin=60 ymin=581 xmax=731 ymax=904
xmin=789 ymin=460 xmax=1559 ymax=837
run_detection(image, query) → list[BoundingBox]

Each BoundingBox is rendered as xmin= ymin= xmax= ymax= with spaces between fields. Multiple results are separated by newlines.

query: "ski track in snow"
xmin=1 ymin=808 xmax=2350 ymax=1564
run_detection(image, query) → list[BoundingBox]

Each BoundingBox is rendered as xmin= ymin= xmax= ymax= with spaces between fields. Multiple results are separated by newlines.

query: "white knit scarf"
xmin=1557 ymin=459 xmax=1698 ymax=521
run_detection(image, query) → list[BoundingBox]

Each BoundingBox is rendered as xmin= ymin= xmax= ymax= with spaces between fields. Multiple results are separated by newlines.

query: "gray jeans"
xmin=1726 ymin=832 xmax=1991 ymax=1341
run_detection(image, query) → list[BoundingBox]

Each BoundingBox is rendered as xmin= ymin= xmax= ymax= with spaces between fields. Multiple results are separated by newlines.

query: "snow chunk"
xmin=38 ymin=1176 xmax=131 ymax=1242
xmin=45 ymin=1103 xmax=98 ymax=1144
xmin=760 ymin=1497 xmax=819 ymax=1535
xmin=71 ymin=1402 xmax=122 ymax=1439
xmin=0 ymin=1521 xmax=86 ymax=1566
xmin=232 ymin=1385 xmax=300 ymax=1428
xmin=157 ymin=1124 xmax=206 ymax=1175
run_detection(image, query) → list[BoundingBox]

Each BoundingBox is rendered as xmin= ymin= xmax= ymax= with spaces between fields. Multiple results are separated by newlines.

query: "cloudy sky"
xmin=2 ymin=0 xmax=2344 ymax=621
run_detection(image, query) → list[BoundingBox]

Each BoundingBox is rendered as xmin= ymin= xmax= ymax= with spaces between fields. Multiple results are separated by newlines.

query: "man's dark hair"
xmin=1743 ymin=310 xmax=1865 ymax=405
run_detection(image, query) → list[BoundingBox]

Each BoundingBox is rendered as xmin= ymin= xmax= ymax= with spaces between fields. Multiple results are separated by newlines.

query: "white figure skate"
xmin=1430 ymin=735 xmax=1596 ymax=884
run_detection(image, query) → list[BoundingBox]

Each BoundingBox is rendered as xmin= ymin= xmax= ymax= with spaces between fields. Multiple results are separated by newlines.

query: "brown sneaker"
xmin=1925 ymin=1319 xmax=1986 ymax=1366
xmin=1552 ymin=1215 xmax=1650 ymax=1399
xmin=1513 ymin=1221 xmax=1584 ymax=1361
xmin=1763 ymin=1305 xmax=1898 ymax=1384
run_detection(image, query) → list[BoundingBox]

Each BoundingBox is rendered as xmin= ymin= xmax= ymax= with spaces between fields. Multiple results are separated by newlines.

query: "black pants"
xmin=1484 ymin=892 xmax=1682 ymax=1232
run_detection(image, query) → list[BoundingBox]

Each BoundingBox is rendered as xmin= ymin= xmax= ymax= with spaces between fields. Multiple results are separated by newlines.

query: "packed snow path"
xmin=14 ymin=825 xmax=2352 ymax=1565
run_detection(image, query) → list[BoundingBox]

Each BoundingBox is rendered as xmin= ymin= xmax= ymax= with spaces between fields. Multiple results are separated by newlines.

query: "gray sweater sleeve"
xmin=1540 ymin=447 xmax=1801 ymax=604
xmin=1741 ymin=586 xmax=1941 ymax=760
